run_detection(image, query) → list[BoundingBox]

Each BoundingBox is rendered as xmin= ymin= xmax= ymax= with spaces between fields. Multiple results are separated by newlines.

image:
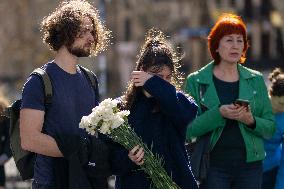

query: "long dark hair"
xmin=121 ymin=28 xmax=182 ymax=110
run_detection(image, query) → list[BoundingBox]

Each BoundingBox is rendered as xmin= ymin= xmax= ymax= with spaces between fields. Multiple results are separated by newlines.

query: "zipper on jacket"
xmin=210 ymin=127 xmax=224 ymax=150
xmin=251 ymin=135 xmax=258 ymax=158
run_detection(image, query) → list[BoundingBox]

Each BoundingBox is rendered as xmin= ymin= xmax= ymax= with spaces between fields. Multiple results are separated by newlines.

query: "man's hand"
xmin=131 ymin=71 xmax=153 ymax=87
xmin=128 ymin=145 xmax=144 ymax=166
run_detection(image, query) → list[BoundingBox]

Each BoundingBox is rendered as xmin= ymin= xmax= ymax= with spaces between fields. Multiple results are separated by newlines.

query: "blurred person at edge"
xmin=0 ymin=94 xmax=12 ymax=189
xmin=185 ymin=13 xmax=275 ymax=189
xmin=262 ymin=68 xmax=284 ymax=189
xmin=19 ymin=0 xmax=110 ymax=188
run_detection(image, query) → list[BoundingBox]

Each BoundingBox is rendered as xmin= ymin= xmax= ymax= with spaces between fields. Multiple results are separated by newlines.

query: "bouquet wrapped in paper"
xmin=79 ymin=98 xmax=181 ymax=189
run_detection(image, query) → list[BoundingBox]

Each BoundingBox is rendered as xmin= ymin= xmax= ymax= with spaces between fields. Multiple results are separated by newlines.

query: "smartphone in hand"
xmin=234 ymin=99 xmax=250 ymax=107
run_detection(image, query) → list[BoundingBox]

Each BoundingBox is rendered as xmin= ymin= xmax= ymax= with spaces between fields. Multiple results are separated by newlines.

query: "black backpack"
xmin=5 ymin=65 xmax=99 ymax=180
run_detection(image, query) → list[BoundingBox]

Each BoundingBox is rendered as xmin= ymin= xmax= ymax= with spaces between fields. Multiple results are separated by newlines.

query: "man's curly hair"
xmin=40 ymin=0 xmax=111 ymax=56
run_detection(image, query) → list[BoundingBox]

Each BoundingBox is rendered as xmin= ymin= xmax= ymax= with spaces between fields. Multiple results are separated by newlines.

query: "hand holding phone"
xmin=233 ymin=99 xmax=255 ymax=126
xmin=234 ymin=99 xmax=250 ymax=107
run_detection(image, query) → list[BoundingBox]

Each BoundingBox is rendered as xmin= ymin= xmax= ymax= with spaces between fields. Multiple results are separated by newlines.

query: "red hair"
xmin=208 ymin=13 xmax=248 ymax=64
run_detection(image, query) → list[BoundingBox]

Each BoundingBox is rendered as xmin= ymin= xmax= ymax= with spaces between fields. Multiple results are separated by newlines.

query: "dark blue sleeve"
xmin=94 ymin=76 xmax=99 ymax=106
xmin=143 ymin=76 xmax=198 ymax=132
xmin=104 ymin=138 xmax=138 ymax=175
xmin=21 ymin=75 xmax=45 ymax=111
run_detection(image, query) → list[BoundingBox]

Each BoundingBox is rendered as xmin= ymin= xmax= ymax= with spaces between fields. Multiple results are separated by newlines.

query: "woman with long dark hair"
xmin=111 ymin=29 xmax=198 ymax=189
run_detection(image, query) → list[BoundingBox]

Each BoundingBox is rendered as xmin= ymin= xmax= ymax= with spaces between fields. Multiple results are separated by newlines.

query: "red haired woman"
xmin=185 ymin=13 xmax=275 ymax=189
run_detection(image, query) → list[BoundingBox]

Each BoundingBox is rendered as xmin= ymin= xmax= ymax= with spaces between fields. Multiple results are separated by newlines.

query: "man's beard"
xmin=67 ymin=45 xmax=90 ymax=57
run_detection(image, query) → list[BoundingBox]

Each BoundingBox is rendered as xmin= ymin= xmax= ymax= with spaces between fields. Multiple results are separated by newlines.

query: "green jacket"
xmin=185 ymin=62 xmax=275 ymax=163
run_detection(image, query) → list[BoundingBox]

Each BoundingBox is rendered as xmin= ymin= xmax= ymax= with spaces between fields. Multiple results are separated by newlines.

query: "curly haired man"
xmin=19 ymin=1 xmax=110 ymax=188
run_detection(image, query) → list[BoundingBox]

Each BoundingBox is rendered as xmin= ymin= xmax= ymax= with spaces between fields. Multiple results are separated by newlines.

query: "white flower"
xmin=88 ymin=128 xmax=97 ymax=136
xmin=100 ymin=121 xmax=111 ymax=134
xmin=111 ymin=115 xmax=124 ymax=129
xmin=80 ymin=98 xmax=128 ymax=135
xmin=117 ymin=110 xmax=130 ymax=118
xmin=79 ymin=98 xmax=180 ymax=189
xmin=79 ymin=116 xmax=91 ymax=129
xmin=99 ymin=98 xmax=119 ymax=110
xmin=89 ymin=112 xmax=100 ymax=126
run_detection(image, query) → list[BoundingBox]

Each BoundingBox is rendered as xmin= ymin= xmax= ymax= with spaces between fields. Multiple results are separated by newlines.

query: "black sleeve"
xmin=3 ymin=118 xmax=12 ymax=158
xmin=143 ymin=76 xmax=198 ymax=135
xmin=102 ymin=136 xmax=138 ymax=176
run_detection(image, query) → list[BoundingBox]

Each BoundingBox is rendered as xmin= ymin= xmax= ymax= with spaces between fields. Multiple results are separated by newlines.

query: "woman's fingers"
xmin=136 ymin=159 xmax=144 ymax=165
xmin=130 ymin=145 xmax=139 ymax=156
xmin=135 ymin=148 xmax=144 ymax=160
xmin=136 ymin=151 xmax=144 ymax=162
xmin=131 ymin=71 xmax=143 ymax=80
xmin=221 ymin=104 xmax=244 ymax=119
xmin=128 ymin=145 xmax=144 ymax=165
xmin=135 ymin=150 xmax=144 ymax=165
xmin=238 ymin=107 xmax=247 ymax=115
xmin=221 ymin=104 xmax=253 ymax=122
xmin=131 ymin=71 xmax=153 ymax=86
xmin=131 ymin=72 xmax=143 ymax=86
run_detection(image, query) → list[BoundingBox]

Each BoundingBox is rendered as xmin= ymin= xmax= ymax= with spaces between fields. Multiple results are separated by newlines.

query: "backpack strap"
xmin=78 ymin=65 xmax=100 ymax=102
xmin=31 ymin=68 xmax=53 ymax=105
xmin=31 ymin=66 xmax=99 ymax=105
xmin=1 ymin=68 xmax=52 ymax=119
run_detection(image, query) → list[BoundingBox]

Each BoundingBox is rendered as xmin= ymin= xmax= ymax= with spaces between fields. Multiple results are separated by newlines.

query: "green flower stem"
xmin=109 ymin=123 xmax=181 ymax=189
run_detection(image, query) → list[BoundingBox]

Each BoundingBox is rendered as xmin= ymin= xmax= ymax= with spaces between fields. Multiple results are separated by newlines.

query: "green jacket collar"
xmin=195 ymin=61 xmax=257 ymax=84
xmin=195 ymin=61 xmax=258 ymax=109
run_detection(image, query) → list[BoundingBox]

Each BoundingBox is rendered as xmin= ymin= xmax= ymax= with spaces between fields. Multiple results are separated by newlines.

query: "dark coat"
xmin=0 ymin=118 xmax=12 ymax=161
xmin=53 ymin=135 xmax=111 ymax=189
xmin=111 ymin=76 xmax=199 ymax=189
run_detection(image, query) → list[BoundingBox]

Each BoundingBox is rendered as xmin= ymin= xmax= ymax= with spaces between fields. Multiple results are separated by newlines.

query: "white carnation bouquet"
xmin=79 ymin=98 xmax=181 ymax=189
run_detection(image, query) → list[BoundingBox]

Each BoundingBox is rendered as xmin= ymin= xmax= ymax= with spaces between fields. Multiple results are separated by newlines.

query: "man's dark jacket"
xmin=53 ymin=135 xmax=111 ymax=189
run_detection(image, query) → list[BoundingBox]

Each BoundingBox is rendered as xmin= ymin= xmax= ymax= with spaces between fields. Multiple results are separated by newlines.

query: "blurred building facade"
xmin=0 ymin=0 xmax=283 ymax=98
xmin=0 ymin=1 xmax=60 ymax=98
xmin=106 ymin=0 xmax=284 ymax=94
